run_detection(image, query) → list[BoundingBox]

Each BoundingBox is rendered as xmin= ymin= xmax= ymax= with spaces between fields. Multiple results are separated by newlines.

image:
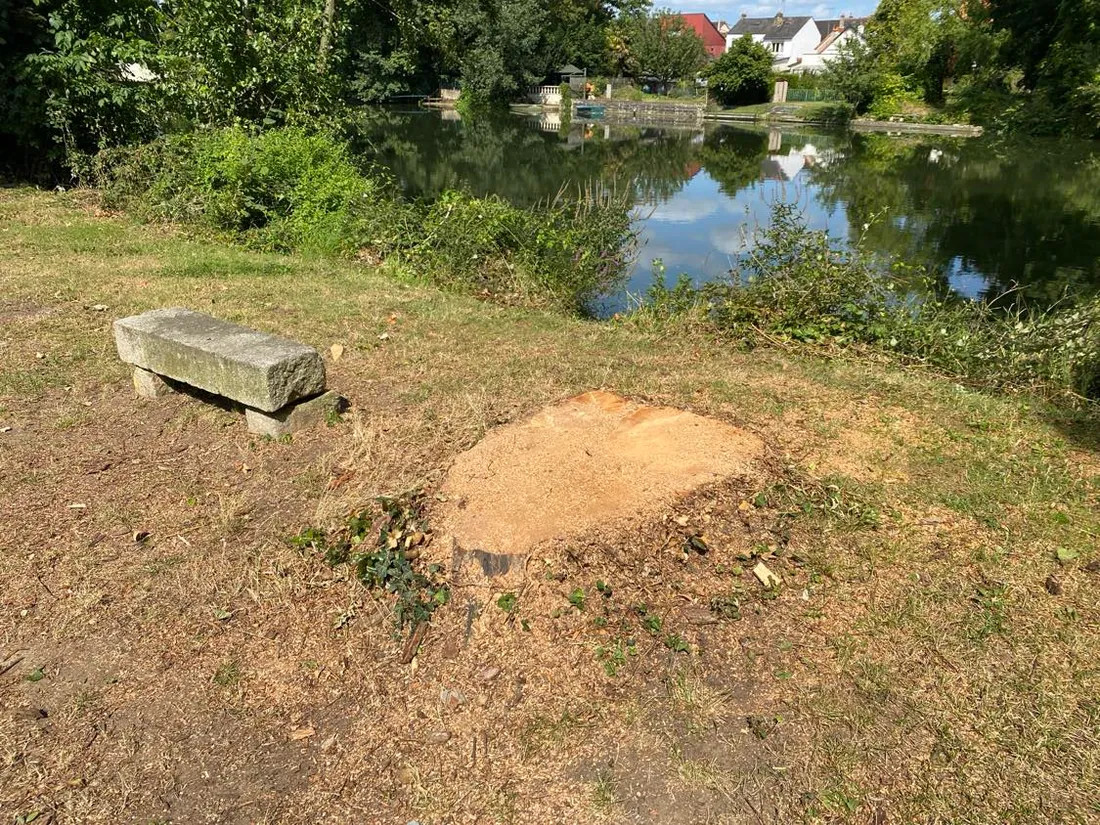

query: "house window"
xmin=771 ymin=41 xmax=783 ymax=53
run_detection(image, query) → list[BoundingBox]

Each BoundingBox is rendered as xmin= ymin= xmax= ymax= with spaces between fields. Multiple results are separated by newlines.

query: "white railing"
xmin=528 ymin=86 xmax=564 ymax=105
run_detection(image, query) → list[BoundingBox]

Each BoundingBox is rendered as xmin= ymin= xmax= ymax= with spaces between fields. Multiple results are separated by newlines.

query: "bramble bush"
xmin=93 ymin=126 xmax=635 ymax=313
xmin=95 ymin=126 xmax=407 ymax=255
xmin=414 ymin=186 xmax=635 ymax=313
xmin=636 ymin=203 xmax=1099 ymax=401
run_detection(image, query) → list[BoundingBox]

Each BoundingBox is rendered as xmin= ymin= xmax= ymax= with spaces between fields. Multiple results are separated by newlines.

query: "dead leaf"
xmin=289 ymin=726 xmax=315 ymax=741
xmin=329 ymin=343 xmax=345 ymax=362
xmin=327 ymin=470 xmax=356 ymax=490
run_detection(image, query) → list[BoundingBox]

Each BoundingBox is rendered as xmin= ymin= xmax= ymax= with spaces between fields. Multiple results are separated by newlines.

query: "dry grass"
xmin=0 ymin=188 xmax=1097 ymax=824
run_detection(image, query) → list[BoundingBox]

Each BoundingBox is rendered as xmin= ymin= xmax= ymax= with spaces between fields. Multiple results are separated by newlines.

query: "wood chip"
xmin=400 ymin=622 xmax=428 ymax=664
xmin=289 ymin=726 xmax=315 ymax=741
xmin=753 ymin=561 xmax=781 ymax=588
xmin=476 ymin=665 xmax=501 ymax=682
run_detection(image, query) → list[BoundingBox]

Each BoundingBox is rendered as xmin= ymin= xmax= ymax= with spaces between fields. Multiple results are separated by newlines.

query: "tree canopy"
xmin=821 ymin=0 xmax=1099 ymax=134
xmin=620 ymin=9 xmax=706 ymax=89
xmin=704 ymin=35 xmax=773 ymax=107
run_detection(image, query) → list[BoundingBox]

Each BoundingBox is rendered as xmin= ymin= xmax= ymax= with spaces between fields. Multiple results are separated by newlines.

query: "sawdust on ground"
xmin=436 ymin=390 xmax=766 ymax=558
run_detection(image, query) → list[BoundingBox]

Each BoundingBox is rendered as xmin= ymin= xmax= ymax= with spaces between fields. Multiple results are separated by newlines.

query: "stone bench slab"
xmin=114 ymin=308 xmax=325 ymax=412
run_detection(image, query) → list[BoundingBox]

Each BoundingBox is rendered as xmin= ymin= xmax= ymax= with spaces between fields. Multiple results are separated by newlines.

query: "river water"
xmin=355 ymin=107 xmax=1100 ymax=314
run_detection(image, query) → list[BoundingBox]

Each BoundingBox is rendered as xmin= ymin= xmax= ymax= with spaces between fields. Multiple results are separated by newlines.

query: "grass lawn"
xmin=1 ymin=188 xmax=1097 ymax=824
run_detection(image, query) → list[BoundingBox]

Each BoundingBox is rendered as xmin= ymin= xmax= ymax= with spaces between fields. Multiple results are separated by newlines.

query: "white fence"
xmin=527 ymin=85 xmax=563 ymax=106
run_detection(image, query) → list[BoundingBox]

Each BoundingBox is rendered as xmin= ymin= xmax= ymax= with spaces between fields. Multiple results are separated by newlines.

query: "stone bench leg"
xmin=133 ymin=367 xmax=178 ymax=398
xmin=245 ymin=391 xmax=348 ymax=437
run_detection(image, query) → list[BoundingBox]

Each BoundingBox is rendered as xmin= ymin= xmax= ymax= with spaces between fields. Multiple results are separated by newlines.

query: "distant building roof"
xmin=678 ymin=13 xmax=727 ymax=57
xmin=815 ymin=28 xmax=845 ymax=52
xmin=730 ymin=13 xmax=813 ymax=41
xmin=557 ymin=64 xmax=585 ymax=76
xmin=815 ymin=17 xmax=867 ymax=38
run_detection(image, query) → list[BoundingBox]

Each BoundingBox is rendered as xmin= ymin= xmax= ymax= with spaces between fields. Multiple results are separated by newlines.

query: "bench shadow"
xmin=163 ymin=377 xmax=247 ymax=415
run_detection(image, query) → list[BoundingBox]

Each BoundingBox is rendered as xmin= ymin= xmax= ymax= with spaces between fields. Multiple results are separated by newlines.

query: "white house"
xmin=726 ymin=13 xmax=867 ymax=73
xmin=726 ymin=13 xmax=821 ymax=72
xmin=799 ymin=17 xmax=867 ymax=72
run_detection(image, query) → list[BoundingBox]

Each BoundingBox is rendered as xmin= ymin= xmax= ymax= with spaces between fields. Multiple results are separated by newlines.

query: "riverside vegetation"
xmin=91 ymin=125 xmax=1099 ymax=405
xmin=93 ymin=125 xmax=636 ymax=314
xmin=2 ymin=0 xmax=1096 ymax=185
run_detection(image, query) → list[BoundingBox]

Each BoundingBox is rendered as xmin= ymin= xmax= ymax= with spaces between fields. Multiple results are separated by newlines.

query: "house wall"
xmin=679 ymin=13 xmax=727 ymax=58
xmin=781 ymin=19 xmax=825 ymax=70
xmin=798 ymin=28 xmax=859 ymax=73
xmin=726 ymin=32 xmax=766 ymax=49
xmin=728 ymin=20 xmax=823 ymax=71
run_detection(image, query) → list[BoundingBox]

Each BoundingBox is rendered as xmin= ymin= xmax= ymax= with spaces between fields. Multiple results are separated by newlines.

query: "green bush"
xmin=612 ymin=85 xmax=646 ymax=101
xmin=821 ymin=39 xmax=880 ymax=114
xmin=704 ymin=36 xmax=773 ymax=107
xmin=413 ymin=188 xmax=635 ymax=313
xmin=96 ymin=126 xmax=406 ymax=255
xmin=638 ymin=203 xmax=1100 ymax=401
xmin=95 ymin=126 xmax=635 ymax=314
xmin=867 ymin=72 xmax=921 ymax=118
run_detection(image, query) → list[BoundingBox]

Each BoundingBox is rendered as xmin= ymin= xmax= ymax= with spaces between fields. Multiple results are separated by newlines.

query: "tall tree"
xmin=433 ymin=0 xmax=551 ymax=104
xmin=5 ymin=0 xmax=163 ymax=168
xmin=160 ymin=0 xmax=342 ymax=125
xmin=543 ymin=0 xmax=647 ymax=76
xmin=988 ymin=0 xmax=1100 ymax=132
xmin=865 ymin=0 xmax=965 ymax=104
xmin=622 ymin=9 xmax=706 ymax=91
xmin=343 ymin=0 xmax=446 ymax=101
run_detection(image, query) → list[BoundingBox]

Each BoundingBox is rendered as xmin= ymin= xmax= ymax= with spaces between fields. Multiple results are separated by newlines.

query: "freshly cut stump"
xmin=438 ymin=391 xmax=764 ymax=568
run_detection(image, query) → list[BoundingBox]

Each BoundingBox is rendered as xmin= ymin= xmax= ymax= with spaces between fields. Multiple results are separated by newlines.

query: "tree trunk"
xmin=318 ymin=0 xmax=336 ymax=72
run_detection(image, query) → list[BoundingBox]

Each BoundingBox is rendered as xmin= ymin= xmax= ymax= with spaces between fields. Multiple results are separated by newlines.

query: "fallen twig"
xmin=0 ymin=654 xmax=26 ymax=676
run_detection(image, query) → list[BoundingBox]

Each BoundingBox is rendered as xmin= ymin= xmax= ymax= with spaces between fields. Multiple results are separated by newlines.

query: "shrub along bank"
xmin=92 ymin=128 xmax=1096 ymax=405
xmin=93 ymin=126 xmax=636 ymax=315
xmin=636 ymin=204 xmax=1100 ymax=403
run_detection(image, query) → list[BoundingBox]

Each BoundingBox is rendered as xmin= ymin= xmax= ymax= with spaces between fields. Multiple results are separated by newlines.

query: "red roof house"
xmin=678 ymin=13 xmax=726 ymax=58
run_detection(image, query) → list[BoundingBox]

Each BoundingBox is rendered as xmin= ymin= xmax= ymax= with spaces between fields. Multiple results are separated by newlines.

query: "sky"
xmin=667 ymin=0 xmax=878 ymax=24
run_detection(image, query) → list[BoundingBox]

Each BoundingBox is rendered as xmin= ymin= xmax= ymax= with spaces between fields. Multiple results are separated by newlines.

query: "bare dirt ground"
xmin=1 ymin=190 xmax=1098 ymax=824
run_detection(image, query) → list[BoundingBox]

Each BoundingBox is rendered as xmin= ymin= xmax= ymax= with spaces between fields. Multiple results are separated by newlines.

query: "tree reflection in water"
xmin=352 ymin=108 xmax=1100 ymax=309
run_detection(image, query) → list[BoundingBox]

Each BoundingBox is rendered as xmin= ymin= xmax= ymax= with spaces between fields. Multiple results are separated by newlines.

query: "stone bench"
xmin=114 ymin=307 xmax=345 ymax=436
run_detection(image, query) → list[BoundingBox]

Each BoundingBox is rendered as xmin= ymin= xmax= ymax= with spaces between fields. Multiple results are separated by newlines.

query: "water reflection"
xmin=353 ymin=108 xmax=1100 ymax=313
